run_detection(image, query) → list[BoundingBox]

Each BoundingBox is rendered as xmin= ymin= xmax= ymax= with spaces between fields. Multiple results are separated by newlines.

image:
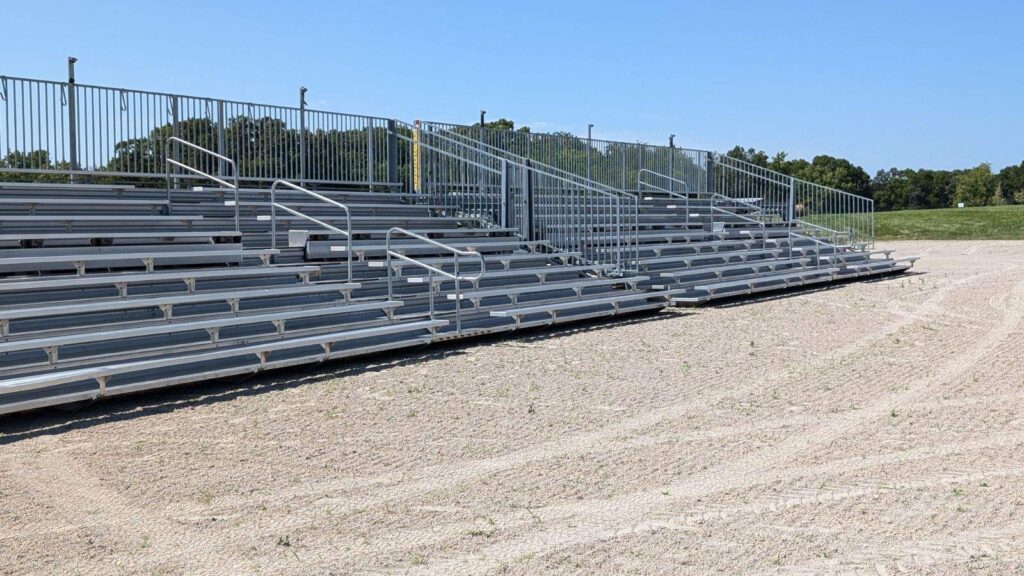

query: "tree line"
xmin=723 ymin=145 xmax=1024 ymax=211
xmin=4 ymin=112 xmax=1021 ymax=212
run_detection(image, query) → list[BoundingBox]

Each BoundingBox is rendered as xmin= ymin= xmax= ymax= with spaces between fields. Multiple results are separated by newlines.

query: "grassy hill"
xmin=875 ymin=205 xmax=1024 ymax=240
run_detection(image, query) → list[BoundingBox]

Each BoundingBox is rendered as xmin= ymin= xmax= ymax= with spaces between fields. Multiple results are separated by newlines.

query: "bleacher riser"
xmin=0 ymin=180 xmax=913 ymax=415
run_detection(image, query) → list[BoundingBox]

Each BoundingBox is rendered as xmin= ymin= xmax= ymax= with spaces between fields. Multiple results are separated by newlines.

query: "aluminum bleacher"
xmin=0 ymin=70 xmax=917 ymax=415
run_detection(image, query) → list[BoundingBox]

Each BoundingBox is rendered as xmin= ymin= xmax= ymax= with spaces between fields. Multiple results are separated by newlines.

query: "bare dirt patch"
xmin=2 ymin=240 xmax=1023 ymax=575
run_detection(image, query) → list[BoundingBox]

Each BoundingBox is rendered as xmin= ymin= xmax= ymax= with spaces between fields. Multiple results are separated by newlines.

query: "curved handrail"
xmin=385 ymin=227 xmax=486 ymax=334
xmin=787 ymin=230 xmax=837 ymax=270
xmin=164 ymin=136 xmax=239 ymax=232
xmin=637 ymin=169 xmax=690 ymax=195
xmin=637 ymin=169 xmax=690 ymax=225
xmin=268 ymin=179 xmax=352 ymax=283
xmin=794 ymin=220 xmax=850 ymax=245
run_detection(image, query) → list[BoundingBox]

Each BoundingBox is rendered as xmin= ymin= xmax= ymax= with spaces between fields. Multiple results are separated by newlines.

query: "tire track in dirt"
xmin=760 ymin=520 xmax=1024 ymax=575
xmin=165 ymin=268 xmax=992 ymax=521
xmin=396 ymin=279 xmax=1024 ymax=574
xmin=0 ymin=439 xmax=262 ymax=575
xmin=1 ymin=442 xmax=182 ymax=573
xmin=361 ymin=434 xmax=1023 ymax=574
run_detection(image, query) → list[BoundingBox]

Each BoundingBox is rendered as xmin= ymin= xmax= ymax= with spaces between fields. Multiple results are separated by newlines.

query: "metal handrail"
xmin=268 ymin=179 xmax=352 ymax=283
xmin=385 ymin=227 xmax=486 ymax=334
xmin=638 ymin=170 xmax=769 ymax=250
xmin=787 ymin=230 xmax=836 ymax=271
xmin=164 ymin=136 xmax=239 ymax=233
xmin=637 ymin=169 xmax=689 ymax=194
xmin=794 ymin=220 xmax=850 ymax=245
xmin=637 ymin=169 xmax=690 ymax=224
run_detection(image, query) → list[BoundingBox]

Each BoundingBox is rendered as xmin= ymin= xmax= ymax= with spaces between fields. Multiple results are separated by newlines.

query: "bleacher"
xmin=0 ymin=71 xmax=916 ymax=415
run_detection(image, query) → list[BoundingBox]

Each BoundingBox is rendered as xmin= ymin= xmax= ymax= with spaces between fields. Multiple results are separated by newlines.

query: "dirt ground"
xmin=1 ymin=240 xmax=1023 ymax=575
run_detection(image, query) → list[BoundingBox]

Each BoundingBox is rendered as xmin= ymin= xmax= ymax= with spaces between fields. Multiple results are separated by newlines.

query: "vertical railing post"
xmin=787 ymin=176 xmax=796 ymax=222
xmin=386 ymin=119 xmax=398 ymax=187
xmin=621 ymin=151 xmax=627 ymax=191
xmin=170 ymin=96 xmax=180 ymax=191
xmin=66 ymin=57 xmax=78 ymax=180
xmin=367 ymin=121 xmax=375 ymax=190
xmin=216 ymin=100 xmax=226 ymax=177
xmin=413 ymin=120 xmax=423 ymax=195
xmin=500 ymin=159 xmax=510 ymax=230
xmin=667 ymin=138 xmax=675 ymax=194
xmin=586 ymin=123 xmax=594 ymax=181
xmin=478 ymin=111 xmax=486 ymax=206
xmin=454 ymin=256 xmax=461 ymax=333
xmin=270 ymin=183 xmax=277 ymax=250
xmin=705 ymin=154 xmax=714 ymax=195
xmin=298 ymin=86 xmax=307 ymax=186
xmin=522 ymin=159 xmax=533 ymax=241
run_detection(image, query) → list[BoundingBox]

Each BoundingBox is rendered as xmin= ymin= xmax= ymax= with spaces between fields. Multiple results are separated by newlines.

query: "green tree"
xmin=797 ymin=155 xmax=872 ymax=198
xmin=998 ymin=162 xmax=1024 ymax=204
xmin=953 ymin=163 xmax=996 ymax=207
xmin=725 ymin=145 xmax=769 ymax=167
xmin=473 ymin=118 xmax=530 ymax=133
xmin=872 ymin=168 xmax=913 ymax=210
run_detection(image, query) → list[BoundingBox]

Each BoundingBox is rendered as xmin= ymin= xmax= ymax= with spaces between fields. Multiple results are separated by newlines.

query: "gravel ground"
xmin=1 ymin=240 xmax=1023 ymax=575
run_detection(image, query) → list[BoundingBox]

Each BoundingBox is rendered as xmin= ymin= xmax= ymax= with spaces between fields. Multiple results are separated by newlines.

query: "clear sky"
xmin=3 ymin=0 xmax=1021 ymax=174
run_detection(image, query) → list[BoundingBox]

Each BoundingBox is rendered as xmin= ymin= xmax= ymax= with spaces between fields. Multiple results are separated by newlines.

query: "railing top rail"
xmin=713 ymin=157 xmax=792 ymax=184
xmin=166 ymin=136 xmax=236 ymax=168
xmin=270 ymin=202 xmax=345 ymax=234
xmin=165 ymin=159 xmax=235 ymax=190
xmin=640 ymin=169 xmax=767 ymax=214
xmin=422 ymin=119 xmax=711 ymax=156
xmin=637 ymin=169 xmax=691 ymax=192
xmin=392 ymin=131 xmax=503 ymax=178
xmin=1 ymin=74 xmax=391 ymax=122
xmin=385 ymin=227 xmax=486 ymax=282
xmin=699 ymin=191 xmax=769 ymax=214
xmin=270 ymin=179 xmax=350 ymax=236
xmin=788 ymin=230 xmax=836 ymax=249
xmin=795 ymin=219 xmax=851 ymax=239
xmin=636 ymin=172 xmax=689 ymax=202
xmin=716 ymin=153 xmax=874 ymax=207
xmin=422 ymin=124 xmax=634 ymax=200
xmin=399 ymin=122 xmax=629 ymax=201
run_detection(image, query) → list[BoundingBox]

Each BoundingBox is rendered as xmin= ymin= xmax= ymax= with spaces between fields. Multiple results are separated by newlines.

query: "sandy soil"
xmin=1 ymin=240 xmax=1023 ymax=575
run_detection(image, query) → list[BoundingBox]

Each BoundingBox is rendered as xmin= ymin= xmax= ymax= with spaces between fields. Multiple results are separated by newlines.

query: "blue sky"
xmin=3 ymin=0 xmax=1021 ymax=174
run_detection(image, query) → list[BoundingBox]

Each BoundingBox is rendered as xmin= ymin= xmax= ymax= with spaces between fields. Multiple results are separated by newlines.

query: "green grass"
xmin=876 ymin=205 xmax=1024 ymax=241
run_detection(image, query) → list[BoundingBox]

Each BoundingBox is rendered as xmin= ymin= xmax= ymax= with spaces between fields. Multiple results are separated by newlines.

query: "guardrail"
xmin=415 ymin=124 xmax=639 ymax=274
xmin=390 ymin=123 xmax=509 ymax=229
xmin=164 ymin=136 xmax=239 ymax=233
xmin=0 ymin=73 xmax=396 ymax=188
xmin=421 ymin=120 xmax=712 ymax=195
xmin=385 ymin=227 xmax=485 ymax=334
xmin=713 ymin=154 xmax=875 ymax=245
